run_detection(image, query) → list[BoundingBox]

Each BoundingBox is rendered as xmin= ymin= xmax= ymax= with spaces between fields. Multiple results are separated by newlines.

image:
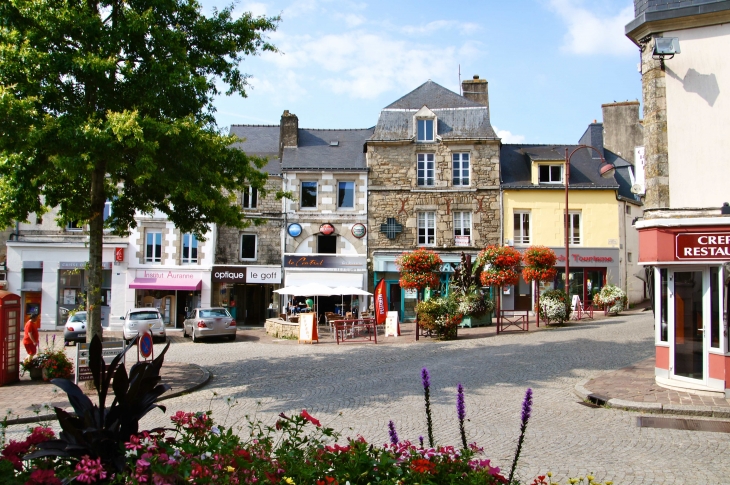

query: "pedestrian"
xmin=305 ymin=297 xmax=314 ymax=312
xmin=23 ymin=311 xmax=40 ymax=356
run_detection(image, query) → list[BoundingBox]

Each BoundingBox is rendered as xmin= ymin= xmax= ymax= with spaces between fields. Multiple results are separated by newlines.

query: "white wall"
xmin=666 ymin=24 xmax=730 ymax=208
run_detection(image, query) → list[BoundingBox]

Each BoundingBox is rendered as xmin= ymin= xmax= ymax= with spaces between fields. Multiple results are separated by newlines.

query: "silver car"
xmin=121 ymin=308 xmax=166 ymax=343
xmin=64 ymin=311 xmax=87 ymax=346
xmin=183 ymin=308 xmax=236 ymax=342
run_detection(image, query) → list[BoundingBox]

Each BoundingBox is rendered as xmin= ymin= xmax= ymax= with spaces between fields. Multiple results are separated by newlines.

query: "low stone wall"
xmin=264 ymin=318 xmax=299 ymax=339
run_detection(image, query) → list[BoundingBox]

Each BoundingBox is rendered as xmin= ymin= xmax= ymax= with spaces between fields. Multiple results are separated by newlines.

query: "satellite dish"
xmin=631 ymin=184 xmax=645 ymax=195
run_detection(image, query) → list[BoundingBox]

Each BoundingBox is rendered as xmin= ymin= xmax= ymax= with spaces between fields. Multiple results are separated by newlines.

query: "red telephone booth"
xmin=0 ymin=291 xmax=22 ymax=386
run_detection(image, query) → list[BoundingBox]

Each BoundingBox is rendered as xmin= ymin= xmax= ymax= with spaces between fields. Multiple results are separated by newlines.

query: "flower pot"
xmin=29 ymin=367 xmax=43 ymax=381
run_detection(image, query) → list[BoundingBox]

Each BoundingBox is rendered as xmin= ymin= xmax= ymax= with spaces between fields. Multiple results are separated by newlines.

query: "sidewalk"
xmin=0 ymin=360 xmax=210 ymax=425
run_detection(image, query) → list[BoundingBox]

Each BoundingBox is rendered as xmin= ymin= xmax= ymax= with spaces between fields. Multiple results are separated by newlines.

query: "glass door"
xmin=670 ymin=269 xmax=706 ymax=383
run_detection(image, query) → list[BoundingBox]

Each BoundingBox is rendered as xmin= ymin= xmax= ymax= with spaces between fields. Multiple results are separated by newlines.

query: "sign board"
xmin=384 ymin=311 xmax=400 ymax=337
xmin=138 ymin=332 xmax=154 ymax=360
xmin=287 ymin=223 xmax=302 ymax=237
xmin=351 ymin=223 xmax=366 ymax=238
xmin=455 ymin=236 xmax=470 ymax=247
xmin=676 ymin=232 xmax=730 ymax=260
xmin=298 ymin=312 xmax=318 ymax=344
xmin=212 ymin=266 xmax=246 ymax=283
xmin=284 ymin=255 xmax=366 ymax=270
xmin=246 ymin=266 xmax=281 ymax=284
xmin=404 ymin=289 xmax=417 ymax=300
xmin=571 ymin=295 xmax=581 ymax=311
xmin=75 ymin=340 xmax=126 ymax=384
xmin=115 ymin=247 xmax=125 ymax=262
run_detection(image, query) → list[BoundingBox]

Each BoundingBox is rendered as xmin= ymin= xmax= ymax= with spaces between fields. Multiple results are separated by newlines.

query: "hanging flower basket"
xmin=475 ymin=245 xmax=522 ymax=287
xmin=396 ymin=249 xmax=443 ymax=291
xmin=480 ymin=268 xmax=519 ymax=287
xmin=521 ymin=246 xmax=558 ymax=283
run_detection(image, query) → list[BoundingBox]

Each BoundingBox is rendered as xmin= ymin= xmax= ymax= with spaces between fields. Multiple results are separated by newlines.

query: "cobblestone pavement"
xmin=5 ymin=313 xmax=730 ymax=484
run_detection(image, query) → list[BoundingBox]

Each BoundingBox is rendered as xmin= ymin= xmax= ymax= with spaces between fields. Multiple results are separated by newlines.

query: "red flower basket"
xmin=521 ymin=246 xmax=558 ymax=282
xmin=474 ymin=246 xmax=521 ymax=287
xmin=396 ymin=249 xmax=443 ymax=291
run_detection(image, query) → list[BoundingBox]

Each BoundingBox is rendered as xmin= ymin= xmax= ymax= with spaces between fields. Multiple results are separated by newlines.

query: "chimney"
xmin=461 ymin=75 xmax=489 ymax=107
xmin=279 ymin=110 xmax=299 ymax=159
xmin=601 ymin=101 xmax=642 ymax=164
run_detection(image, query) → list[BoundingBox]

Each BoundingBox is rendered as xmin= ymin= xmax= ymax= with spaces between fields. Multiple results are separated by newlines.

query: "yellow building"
xmin=500 ymin=137 xmax=640 ymax=311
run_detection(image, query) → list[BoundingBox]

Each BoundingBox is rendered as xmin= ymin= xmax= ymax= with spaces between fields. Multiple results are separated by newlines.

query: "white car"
xmin=121 ymin=308 xmax=166 ymax=343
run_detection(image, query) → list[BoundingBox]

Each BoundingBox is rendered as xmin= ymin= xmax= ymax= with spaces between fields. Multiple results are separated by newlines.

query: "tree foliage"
xmin=0 ymin=0 xmax=280 ymax=340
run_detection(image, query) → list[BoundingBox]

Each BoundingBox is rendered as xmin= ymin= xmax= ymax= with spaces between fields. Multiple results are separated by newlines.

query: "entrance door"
xmin=514 ymin=277 xmax=532 ymax=311
xmin=670 ymin=269 xmax=706 ymax=382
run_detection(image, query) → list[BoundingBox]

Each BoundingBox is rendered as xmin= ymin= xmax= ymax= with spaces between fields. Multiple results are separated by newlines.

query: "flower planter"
xmin=460 ymin=312 xmax=492 ymax=328
xmin=29 ymin=367 xmax=44 ymax=381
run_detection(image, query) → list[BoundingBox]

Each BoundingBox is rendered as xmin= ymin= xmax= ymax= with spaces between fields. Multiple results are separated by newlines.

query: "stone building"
xmin=214 ymin=124 xmax=285 ymax=325
xmin=626 ymin=0 xmax=730 ymax=395
xmin=280 ymin=112 xmax=372 ymax=316
xmin=367 ymin=77 xmax=501 ymax=320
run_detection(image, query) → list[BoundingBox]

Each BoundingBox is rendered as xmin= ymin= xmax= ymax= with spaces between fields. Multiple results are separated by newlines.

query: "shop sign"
xmin=284 ymin=255 xmax=366 ymax=270
xmin=547 ymin=248 xmax=618 ymax=266
xmin=60 ymin=261 xmax=112 ymax=270
xmin=676 ymin=232 xmax=730 ymax=260
xmin=351 ymin=223 xmax=366 ymax=238
xmin=212 ymin=266 xmax=247 ymax=283
xmin=404 ymin=289 xmax=418 ymax=299
xmin=287 ymin=223 xmax=302 ymax=237
xmin=136 ymin=269 xmax=197 ymax=280
xmin=320 ymin=223 xmax=335 ymax=235
xmin=455 ymin=236 xmax=470 ymax=247
xmin=247 ymin=266 xmax=281 ymax=284
xmin=115 ymin=247 xmax=125 ymax=262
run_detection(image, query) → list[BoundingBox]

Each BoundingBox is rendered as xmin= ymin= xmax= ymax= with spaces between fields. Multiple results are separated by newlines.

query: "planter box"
xmin=460 ymin=312 xmax=492 ymax=328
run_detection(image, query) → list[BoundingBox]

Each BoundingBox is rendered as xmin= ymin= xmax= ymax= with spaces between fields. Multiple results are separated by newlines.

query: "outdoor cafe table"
xmin=333 ymin=318 xmax=378 ymax=344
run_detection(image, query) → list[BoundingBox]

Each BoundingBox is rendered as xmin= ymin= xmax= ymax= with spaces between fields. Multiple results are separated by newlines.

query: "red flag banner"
xmin=374 ymin=278 xmax=388 ymax=325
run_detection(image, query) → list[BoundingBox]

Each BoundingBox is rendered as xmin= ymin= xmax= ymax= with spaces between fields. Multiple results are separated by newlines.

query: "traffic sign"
xmin=139 ymin=332 xmax=153 ymax=359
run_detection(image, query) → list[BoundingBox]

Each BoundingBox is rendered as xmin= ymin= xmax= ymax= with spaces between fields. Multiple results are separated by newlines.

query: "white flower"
xmin=211 ymin=426 xmax=220 ymax=436
xmin=125 ymin=449 xmax=137 ymax=458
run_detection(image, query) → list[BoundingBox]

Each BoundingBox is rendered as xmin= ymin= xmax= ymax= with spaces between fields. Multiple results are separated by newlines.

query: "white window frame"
xmin=417 ymin=153 xmax=435 ymax=186
xmin=452 ymin=153 xmax=470 ymax=186
xmin=145 ymin=230 xmax=163 ymax=263
xmin=240 ymin=234 xmax=257 ymax=261
xmin=454 ymin=211 xmax=471 ymax=244
xmin=300 ymin=181 xmax=318 ymax=209
xmin=66 ymin=221 xmax=83 ymax=231
xmin=514 ymin=211 xmax=531 ymax=245
xmin=567 ymin=211 xmax=582 ymax=245
xmin=539 ymin=164 xmax=563 ymax=184
xmin=417 ymin=212 xmax=436 ymax=246
xmin=242 ymin=187 xmax=257 ymax=209
xmin=182 ymin=233 xmax=198 ymax=264
xmin=337 ymin=181 xmax=355 ymax=209
xmin=416 ymin=118 xmax=434 ymax=142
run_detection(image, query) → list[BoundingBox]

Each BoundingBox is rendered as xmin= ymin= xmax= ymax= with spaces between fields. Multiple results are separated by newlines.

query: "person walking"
xmin=23 ymin=311 xmax=40 ymax=356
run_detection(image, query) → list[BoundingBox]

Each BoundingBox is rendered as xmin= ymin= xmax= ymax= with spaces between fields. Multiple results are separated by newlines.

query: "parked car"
xmin=64 ymin=311 xmax=87 ymax=346
xmin=121 ymin=308 xmax=166 ymax=343
xmin=183 ymin=307 xmax=236 ymax=342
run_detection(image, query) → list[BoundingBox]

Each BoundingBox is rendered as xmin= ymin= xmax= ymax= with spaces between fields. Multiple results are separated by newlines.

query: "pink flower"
xmin=74 ymin=455 xmax=108 ymax=483
xmin=26 ymin=468 xmax=62 ymax=485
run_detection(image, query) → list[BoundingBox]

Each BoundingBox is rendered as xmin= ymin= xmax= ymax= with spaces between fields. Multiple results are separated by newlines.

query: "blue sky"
xmin=200 ymin=0 xmax=641 ymax=144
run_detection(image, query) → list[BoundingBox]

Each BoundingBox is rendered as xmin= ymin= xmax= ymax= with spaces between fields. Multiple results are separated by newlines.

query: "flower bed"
xmin=538 ymin=289 xmax=571 ymax=324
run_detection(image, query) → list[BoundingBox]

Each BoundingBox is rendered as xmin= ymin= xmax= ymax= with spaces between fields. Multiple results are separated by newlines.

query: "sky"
xmin=199 ymin=0 xmax=642 ymax=144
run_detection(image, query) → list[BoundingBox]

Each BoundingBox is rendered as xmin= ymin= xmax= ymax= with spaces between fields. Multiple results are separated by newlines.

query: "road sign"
xmin=75 ymin=340 xmax=125 ymax=384
xmin=139 ymin=332 xmax=153 ymax=359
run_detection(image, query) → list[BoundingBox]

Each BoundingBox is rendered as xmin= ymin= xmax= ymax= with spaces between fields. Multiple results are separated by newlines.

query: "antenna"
xmin=458 ymin=64 xmax=462 ymax=95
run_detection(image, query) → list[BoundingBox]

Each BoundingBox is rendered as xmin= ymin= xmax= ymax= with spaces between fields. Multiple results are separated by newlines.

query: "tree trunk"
xmin=87 ymin=164 xmax=106 ymax=344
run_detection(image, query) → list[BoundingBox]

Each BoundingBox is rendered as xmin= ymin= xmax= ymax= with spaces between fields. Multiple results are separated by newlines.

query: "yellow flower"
xmin=226 ymin=466 xmax=235 ymax=473
xmin=283 ymin=478 xmax=295 ymax=485
xmin=606 ymin=482 xmax=613 ymax=485
xmin=547 ymin=472 xmax=553 ymax=477
xmin=587 ymin=476 xmax=595 ymax=482
xmin=568 ymin=479 xmax=578 ymax=485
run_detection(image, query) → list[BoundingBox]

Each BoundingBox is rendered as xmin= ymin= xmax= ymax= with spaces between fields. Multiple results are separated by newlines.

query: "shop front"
xmin=638 ymin=219 xmax=730 ymax=396
xmin=372 ymin=251 xmax=464 ymax=322
xmin=284 ymin=254 xmax=367 ymax=316
xmin=57 ymin=262 xmax=112 ymax=327
xmin=129 ymin=269 xmax=205 ymax=328
xmin=500 ymin=247 xmax=619 ymax=312
xmin=211 ymin=265 xmax=281 ymax=325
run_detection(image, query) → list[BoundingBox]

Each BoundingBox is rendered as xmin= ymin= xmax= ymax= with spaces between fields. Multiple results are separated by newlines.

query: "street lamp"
xmin=564 ymin=146 xmax=615 ymax=301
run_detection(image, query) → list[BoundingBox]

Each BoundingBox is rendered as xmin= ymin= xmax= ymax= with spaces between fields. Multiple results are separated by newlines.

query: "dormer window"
xmin=417 ymin=119 xmax=434 ymax=142
xmin=539 ymin=164 xmax=563 ymax=184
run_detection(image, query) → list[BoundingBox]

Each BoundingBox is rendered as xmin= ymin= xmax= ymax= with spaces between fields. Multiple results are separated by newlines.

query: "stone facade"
xmin=215 ymin=176 xmax=283 ymax=266
xmin=367 ymin=141 xmax=501 ymax=252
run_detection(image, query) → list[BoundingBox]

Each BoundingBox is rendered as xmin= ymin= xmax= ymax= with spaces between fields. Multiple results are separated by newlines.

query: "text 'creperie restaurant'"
xmin=638 ymin=220 xmax=730 ymax=398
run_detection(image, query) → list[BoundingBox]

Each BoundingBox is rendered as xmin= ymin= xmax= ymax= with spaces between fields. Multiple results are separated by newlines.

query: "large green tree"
xmin=0 ymin=0 xmax=279 ymax=342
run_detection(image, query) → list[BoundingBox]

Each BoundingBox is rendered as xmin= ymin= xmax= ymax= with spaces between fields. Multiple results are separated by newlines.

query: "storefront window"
xmin=710 ymin=267 xmax=720 ymax=349
xmin=659 ymin=268 xmax=668 ymax=342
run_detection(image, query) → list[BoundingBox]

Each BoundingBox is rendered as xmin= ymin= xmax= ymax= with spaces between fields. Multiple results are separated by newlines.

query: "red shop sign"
xmin=114 ymin=247 xmax=125 ymax=262
xmin=676 ymin=232 xmax=730 ymax=260
xmin=319 ymin=223 xmax=335 ymax=235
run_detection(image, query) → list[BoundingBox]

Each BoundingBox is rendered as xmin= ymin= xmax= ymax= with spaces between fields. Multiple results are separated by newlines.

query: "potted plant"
xmin=451 ymin=253 xmax=494 ymax=327
xmin=20 ymin=335 xmax=74 ymax=381
xmin=537 ymin=289 xmax=571 ymax=324
xmin=414 ymin=293 xmax=462 ymax=340
xmin=396 ymin=248 xmax=443 ymax=339
xmin=521 ymin=246 xmax=558 ymax=325
xmin=593 ymin=284 xmax=628 ymax=315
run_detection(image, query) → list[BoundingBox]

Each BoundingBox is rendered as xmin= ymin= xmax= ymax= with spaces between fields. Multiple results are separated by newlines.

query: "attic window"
xmin=539 ymin=165 xmax=563 ymax=184
xmin=329 ymin=141 xmax=339 ymax=147
xmin=417 ymin=119 xmax=434 ymax=142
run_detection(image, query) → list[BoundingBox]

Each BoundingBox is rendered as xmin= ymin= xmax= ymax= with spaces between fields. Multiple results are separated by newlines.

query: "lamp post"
xmin=564 ymin=146 xmax=615 ymax=302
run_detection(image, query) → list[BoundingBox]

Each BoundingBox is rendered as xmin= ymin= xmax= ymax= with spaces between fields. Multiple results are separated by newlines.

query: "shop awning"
xmin=285 ymin=272 xmax=363 ymax=288
xmin=130 ymin=276 xmax=202 ymax=291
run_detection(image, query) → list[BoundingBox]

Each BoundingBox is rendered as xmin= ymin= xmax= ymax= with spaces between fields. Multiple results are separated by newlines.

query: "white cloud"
xmin=494 ymin=127 xmax=526 ymax=143
xmin=237 ymin=2 xmax=268 ymax=17
xmin=260 ymin=30 xmax=478 ymax=99
xmin=401 ymin=20 xmax=480 ymax=35
xmin=549 ymin=0 xmax=635 ymax=56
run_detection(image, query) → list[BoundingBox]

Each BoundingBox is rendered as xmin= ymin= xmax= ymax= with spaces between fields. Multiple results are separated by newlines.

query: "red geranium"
xmin=397 ymin=248 xmax=443 ymax=291
xmin=521 ymin=246 xmax=557 ymax=282
xmin=410 ymin=458 xmax=436 ymax=474
xmin=301 ymin=409 xmax=321 ymax=427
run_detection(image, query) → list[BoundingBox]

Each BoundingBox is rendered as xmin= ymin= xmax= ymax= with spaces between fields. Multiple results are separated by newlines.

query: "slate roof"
xmin=282 ymin=128 xmax=374 ymax=171
xmin=371 ymin=80 xmax=498 ymax=141
xmin=229 ymin=125 xmax=281 ymax=175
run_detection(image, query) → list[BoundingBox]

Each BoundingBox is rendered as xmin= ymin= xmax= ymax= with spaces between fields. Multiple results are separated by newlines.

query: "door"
xmin=670 ymin=269 xmax=706 ymax=383
xmin=514 ymin=277 xmax=532 ymax=311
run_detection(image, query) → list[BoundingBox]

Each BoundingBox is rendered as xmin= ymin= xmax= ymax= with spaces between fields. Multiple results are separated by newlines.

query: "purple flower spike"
xmin=419 ymin=436 xmax=424 ymax=448
xmin=421 ymin=368 xmax=430 ymax=389
xmin=456 ymin=383 xmax=466 ymax=422
xmin=521 ymin=388 xmax=533 ymax=424
xmin=387 ymin=420 xmax=399 ymax=445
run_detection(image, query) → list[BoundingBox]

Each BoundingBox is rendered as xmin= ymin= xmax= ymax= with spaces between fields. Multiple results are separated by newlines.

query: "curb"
xmin=4 ymin=364 xmax=211 ymax=426
xmin=573 ymin=379 xmax=730 ymax=418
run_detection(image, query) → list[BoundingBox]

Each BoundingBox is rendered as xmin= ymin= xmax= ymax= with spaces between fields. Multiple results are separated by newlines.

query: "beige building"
xmin=367 ymin=77 xmax=502 ymax=320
